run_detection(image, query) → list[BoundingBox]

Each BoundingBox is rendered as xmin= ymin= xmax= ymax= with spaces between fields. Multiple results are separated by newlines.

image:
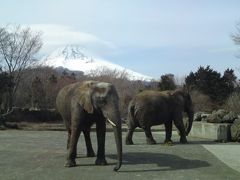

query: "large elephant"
xmin=125 ymin=89 xmax=194 ymax=145
xmin=56 ymin=81 xmax=122 ymax=171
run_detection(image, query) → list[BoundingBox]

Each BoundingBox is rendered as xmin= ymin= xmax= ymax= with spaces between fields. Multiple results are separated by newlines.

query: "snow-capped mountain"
xmin=42 ymin=45 xmax=153 ymax=81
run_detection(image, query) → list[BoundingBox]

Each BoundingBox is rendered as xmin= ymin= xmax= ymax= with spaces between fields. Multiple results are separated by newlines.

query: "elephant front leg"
xmin=83 ymin=129 xmax=95 ymax=157
xmin=164 ymin=121 xmax=173 ymax=146
xmin=95 ymin=120 xmax=107 ymax=165
xmin=65 ymin=126 xmax=81 ymax=167
xmin=143 ymin=127 xmax=156 ymax=145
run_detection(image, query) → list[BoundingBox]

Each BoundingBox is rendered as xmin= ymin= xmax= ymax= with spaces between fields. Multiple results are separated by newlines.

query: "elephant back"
xmin=130 ymin=90 xmax=172 ymax=127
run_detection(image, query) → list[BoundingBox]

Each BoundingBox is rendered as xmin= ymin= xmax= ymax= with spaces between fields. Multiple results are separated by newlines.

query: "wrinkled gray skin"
xmin=125 ymin=89 xmax=194 ymax=145
xmin=56 ymin=81 xmax=122 ymax=171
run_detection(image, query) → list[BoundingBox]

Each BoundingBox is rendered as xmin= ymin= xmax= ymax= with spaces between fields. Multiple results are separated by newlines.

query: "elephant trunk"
xmin=186 ymin=110 xmax=194 ymax=135
xmin=112 ymin=121 xmax=122 ymax=171
xmin=105 ymin=110 xmax=122 ymax=171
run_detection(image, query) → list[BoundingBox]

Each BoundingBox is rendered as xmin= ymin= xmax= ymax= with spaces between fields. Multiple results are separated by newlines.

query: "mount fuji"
xmin=42 ymin=45 xmax=153 ymax=81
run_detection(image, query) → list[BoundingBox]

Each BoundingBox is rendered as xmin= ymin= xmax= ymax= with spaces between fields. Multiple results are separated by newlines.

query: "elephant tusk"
xmin=107 ymin=118 xmax=116 ymax=127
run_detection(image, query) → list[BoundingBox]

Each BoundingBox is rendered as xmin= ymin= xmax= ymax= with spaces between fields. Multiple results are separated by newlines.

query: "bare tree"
xmin=31 ymin=76 xmax=46 ymax=110
xmin=0 ymin=25 xmax=42 ymax=111
xmin=232 ymin=22 xmax=240 ymax=44
xmin=232 ymin=21 xmax=240 ymax=58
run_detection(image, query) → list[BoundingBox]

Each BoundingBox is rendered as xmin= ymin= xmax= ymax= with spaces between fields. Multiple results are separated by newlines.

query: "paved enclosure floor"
xmin=0 ymin=130 xmax=240 ymax=180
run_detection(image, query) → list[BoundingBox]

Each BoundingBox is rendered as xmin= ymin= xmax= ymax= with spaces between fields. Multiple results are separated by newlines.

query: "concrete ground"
xmin=0 ymin=130 xmax=240 ymax=180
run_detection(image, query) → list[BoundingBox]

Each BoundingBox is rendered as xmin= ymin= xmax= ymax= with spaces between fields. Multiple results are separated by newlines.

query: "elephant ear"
xmin=76 ymin=81 xmax=97 ymax=114
xmin=78 ymin=91 xmax=93 ymax=113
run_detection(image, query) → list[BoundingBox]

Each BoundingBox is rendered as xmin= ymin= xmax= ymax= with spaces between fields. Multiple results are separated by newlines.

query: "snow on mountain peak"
xmin=43 ymin=45 xmax=153 ymax=81
xmin=46 ymin=45 xmax=90 ymax=61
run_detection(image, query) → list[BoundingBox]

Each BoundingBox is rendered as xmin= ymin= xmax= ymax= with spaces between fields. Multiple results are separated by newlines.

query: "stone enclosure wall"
xmin=193 ymin=109 xmax=240 ymax=142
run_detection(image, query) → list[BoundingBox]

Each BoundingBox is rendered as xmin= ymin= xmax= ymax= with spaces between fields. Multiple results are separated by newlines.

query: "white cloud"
xmin=28 ymin=24 xmax=116 ymax=55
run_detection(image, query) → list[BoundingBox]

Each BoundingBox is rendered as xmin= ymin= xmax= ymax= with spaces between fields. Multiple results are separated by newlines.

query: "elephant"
xmin=56 ymin=81 xmax=122 ymax=171
xmin=125 ymin=89 xmax=194 ymax=145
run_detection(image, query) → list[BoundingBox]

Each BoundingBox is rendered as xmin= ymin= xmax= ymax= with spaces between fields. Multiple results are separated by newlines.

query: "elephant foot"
xmin=64 ymin=159 xmax=76 ymax=167
xmin=87 ymin=151 xmax=95 ymax=157
xmin=146 ymin=139 xmax=157 ymax=145
xmin=180 ymin=136 xmax=188 ymax=144
xmin=164 ymin=139 xmax=174 ymax=146
xmin=95 ymin=157 xmax=108 ymax=166
xmin=125 ymin=139 xmax=134 ymax=145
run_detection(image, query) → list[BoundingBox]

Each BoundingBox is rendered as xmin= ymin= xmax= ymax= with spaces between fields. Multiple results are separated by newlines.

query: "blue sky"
xmin=1 ymin=0 xmax=240 ymax=79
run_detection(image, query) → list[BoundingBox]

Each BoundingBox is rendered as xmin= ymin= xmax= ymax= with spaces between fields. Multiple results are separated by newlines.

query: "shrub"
xmin=190 ymin=90 xmax=214 ymax=113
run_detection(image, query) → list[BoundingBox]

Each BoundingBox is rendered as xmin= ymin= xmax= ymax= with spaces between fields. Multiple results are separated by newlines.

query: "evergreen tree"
xmin=220 ymin=68 xmax=237 ymax=99
xmin=158 ymin=74 xmax=176 ymax=91
xmin=185 ymin=66 xmax=237 ymax=104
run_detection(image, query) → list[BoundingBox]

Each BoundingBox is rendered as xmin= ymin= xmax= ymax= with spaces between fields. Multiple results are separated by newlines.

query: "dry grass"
xmin=190 ymin=90 xmax=214 ymax=113
xmin=224 ymin=92 xmax=240 ymax=113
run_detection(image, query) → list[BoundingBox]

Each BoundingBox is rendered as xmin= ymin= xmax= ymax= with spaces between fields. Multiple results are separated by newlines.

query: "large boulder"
xmin=222 ymin=111 xmax=238 ymax=123
xmin=194 ymin=112 xmax=203 ymax=121
xmin=230 ymin=118 xmax=240 ymax=142
xmin=194 ymin=112 xmax=209 ymax=121
xmin=206 ymin=109 xmax=228 ymax=123
xmin=206 ymin=110 xmax=238 ymax=123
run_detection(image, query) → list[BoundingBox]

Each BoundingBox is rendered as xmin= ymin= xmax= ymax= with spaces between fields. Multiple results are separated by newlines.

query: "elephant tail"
xmin=129 ymin=103 xmax=135 ymax=119
xmin=127 ymin=101 xmax=137 ymax=128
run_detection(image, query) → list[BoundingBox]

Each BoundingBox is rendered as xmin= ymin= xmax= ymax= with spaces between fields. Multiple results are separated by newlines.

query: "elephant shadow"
xmin=107 ymin=152 xmax=210 ymax=172
xmin=168 ymin=140 xmax=219 ymax=145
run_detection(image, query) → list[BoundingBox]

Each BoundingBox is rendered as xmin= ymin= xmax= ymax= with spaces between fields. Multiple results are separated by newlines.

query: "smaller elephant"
xmin=125 ymin=89 xmax=194 ymax=145
xmin=56 ymin=81 xmax=122 ymax=171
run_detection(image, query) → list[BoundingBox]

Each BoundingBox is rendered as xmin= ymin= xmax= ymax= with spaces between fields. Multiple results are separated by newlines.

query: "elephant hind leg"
xmin=67 ymin=129 xmax=71 ymax=150
xmin=173 ymin=118 xmax=187 ymax=144
xmin=83 ymin=129 xmax=95 ymax=157
xmin=125 ymin=127 xmax=136 ymax=145
xmin=164 ymin=121 xmax=173 ymax=145
xmin=143 ymin=127 xmax=156 ymax=145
